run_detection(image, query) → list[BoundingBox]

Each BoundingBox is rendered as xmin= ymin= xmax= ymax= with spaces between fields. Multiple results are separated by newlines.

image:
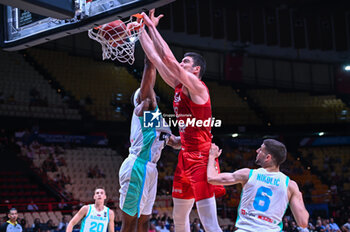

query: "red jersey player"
xmin=139 ymin=9 xmax=225 ymax=232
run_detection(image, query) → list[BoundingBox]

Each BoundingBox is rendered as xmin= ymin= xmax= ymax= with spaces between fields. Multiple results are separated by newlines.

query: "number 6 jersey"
xmin=80 ymin=204 xmax=109 ymax=232
xmin=236 ymin=168 xmax=290 ymax=232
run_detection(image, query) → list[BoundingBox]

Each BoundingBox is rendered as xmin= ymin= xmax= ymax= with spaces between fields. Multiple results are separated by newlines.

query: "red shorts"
xmin=172 ymin=150 xmax=226 ymax=201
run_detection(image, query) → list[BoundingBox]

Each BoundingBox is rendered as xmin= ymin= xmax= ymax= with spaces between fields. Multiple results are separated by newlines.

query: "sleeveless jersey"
xmin=236 ymin=168 xmax=290 ymax=232
xmin=173 ymin=83 xmax=212 ymax=153
xmin=80 ymin=205 xmax=109 ymax=232
xmin=129 ymin=106 xmax=171 ymax=163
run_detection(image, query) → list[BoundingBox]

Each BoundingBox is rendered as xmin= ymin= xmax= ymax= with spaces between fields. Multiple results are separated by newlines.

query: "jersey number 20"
xmin=90 ymin=222 xmax=104 ymax=232
xmin=253 ymin=186 xmax=273 ymax=212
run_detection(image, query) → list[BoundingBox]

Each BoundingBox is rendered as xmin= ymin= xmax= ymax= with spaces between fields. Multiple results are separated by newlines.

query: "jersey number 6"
xmin=253 ymin=186 xmax=273 ymax=212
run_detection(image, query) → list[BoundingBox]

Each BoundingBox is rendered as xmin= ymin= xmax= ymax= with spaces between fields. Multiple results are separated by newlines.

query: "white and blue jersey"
xmin=80 ymin=205 xmax=109 ymax=232
xmin=119 ymin=97 xmax=171 ymax=217
xmin=128 ymin=105 xmax=171 ymax=163
xmin=236 ymin=168 xmax=290 ymax=232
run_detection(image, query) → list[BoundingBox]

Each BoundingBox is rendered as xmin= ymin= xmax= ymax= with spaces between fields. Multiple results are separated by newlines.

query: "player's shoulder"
xmin=79 ymin=205 xmax=90 ymax=213
xmin=287 ymin=179 xmax=300 ymax=193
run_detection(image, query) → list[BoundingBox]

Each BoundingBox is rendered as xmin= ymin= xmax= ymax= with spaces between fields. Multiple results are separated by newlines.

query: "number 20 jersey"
xmin=80 ymin=204 xmax=109 ymax=232
xmin=236 ymin=168 xmax=290 ymax=232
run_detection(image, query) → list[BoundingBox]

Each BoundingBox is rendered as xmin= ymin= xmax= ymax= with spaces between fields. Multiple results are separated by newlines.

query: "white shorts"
xmin=119 ymin=154 xmax=158 ymax=217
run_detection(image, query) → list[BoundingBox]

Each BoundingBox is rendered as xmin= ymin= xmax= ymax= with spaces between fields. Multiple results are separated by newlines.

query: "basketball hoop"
xmin=88 ymin=14 xmax=144 ymax=65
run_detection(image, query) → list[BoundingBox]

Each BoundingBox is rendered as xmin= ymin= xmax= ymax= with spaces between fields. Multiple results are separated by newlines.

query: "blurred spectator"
xmin=27 ymin=200 xmax=39 ymax=211
xmin=0 ymin=208 xmax=22 ymax=232
xmin=32 ymin=218 xmax=41 ymax=232
xmin=40 ymin=220 xmax=56 ymax=232
xmin=308 ymin=222 xmax=316 ymax=232
xmin=58 ymin=199 xmax=68 ymax=210
xmin=148 ymin=223 xmax=156 ymax=232
xmin=191 ymin=218 xmax=203 ymax=232
xmin=150 ymin=210 xmax=158 ymax=225
xmin=87 ymin=165 xmax=105 ymax=178
xmin=342 ymin=218 xmax=350 ymax=232
xmin=329 ymin=218 xmax=340 ymax=232
xmin=57 ymin=216 xmax=69 ymax=232
xmin=20 ymin=219 xmax=30 ymax=232
xmin=168 ymin=223 xmax=174 ymax=232
xmin=155 ymin=219 xmax=169 ymax=232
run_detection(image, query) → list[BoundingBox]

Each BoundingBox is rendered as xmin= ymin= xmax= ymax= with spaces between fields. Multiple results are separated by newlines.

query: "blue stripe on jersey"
xmin=249 ymin=169 xmax=253 ymax=179
xmin=236 ymin=171 xmax=252 ymax=225
xmin=107 ymin=208 xmax=109 ymax=226
xmin=122 ymin=110 xmax=156 ymax=217
xmin=80 ymin=205 xmax=91 ymax=232
xmin=286 ymin=176 xmax=290 ymax=187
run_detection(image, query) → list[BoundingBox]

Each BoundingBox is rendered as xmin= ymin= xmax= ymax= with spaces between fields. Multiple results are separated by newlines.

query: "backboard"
xmin=0 ymin=0 xmax=175 ymax=51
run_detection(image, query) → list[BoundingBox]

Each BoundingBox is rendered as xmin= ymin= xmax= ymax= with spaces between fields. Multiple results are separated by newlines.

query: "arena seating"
xmin=247 ymin=89 xmax=349 ymax=125
xmin=299 ymin=146 xmax=350 ymax=193
xmin=27 ymin=144 xmax=122 ymax=202
xmin=0 ymin=50 xmax=81 ymax=120
xmin=207 ymin=82 xmax=262 ymax=125
xmin=26 ymin=49 xmax=139 ymax=121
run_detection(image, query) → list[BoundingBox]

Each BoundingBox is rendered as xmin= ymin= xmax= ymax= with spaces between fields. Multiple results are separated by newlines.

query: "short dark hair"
xmin=8 ymin=208 xmax=17 ymax=214
xmin=94 ymin=187 xmax=105 ymax=193
xmin=184 ymin=52 xmax=206 ymax=78
xmin=263 ymin=139 xmax=287 ymax=166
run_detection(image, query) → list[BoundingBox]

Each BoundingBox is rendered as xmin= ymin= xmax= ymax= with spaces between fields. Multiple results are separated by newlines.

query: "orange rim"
xmin=132 ymin=13 xmax=143 ymax=19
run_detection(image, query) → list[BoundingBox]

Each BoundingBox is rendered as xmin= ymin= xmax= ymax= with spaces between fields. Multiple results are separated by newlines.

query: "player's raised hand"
xmin=149 ymin=9 xmax=164 ymax=27
xmin=209 ymin=143 xmax=222 ymax=158
xmin=141 ymin=12 xmax=155 ymax=27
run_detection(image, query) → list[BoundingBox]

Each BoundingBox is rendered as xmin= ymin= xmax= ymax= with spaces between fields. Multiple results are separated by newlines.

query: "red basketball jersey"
xmin=173 ymin=83 xmax=212 ymax=153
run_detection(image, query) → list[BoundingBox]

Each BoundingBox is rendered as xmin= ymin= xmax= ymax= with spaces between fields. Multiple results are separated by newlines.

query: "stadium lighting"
xmin=318 ymin=132 xmax=325 ymax=136
xmin=232 ymin=133 xmax=238 ymax=138
xmin=344 ymin=65 xmax=350 ymax=71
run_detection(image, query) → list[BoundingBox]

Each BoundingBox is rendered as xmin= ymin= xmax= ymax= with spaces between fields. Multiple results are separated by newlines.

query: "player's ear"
xmin=194 ymin=65 xmax=201 ymax=77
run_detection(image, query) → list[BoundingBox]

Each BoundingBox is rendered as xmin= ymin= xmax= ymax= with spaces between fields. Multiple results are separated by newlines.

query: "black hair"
xmin=8 ymin=208 xmax=17 ymax=214
xmin=263 ymin=139 xmax=287 ymax=166
xmin=184 ymin=52 xmax=206 ymax=78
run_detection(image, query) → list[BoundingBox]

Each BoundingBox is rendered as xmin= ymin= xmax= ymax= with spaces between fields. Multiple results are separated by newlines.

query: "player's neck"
xmin=94 ymin=202 xmax=104 ymax=211
xmin=264 ymin=166 xmax=279 ymax=172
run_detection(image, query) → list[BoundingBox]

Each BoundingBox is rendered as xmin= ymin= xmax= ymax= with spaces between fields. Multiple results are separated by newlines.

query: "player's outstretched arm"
xmin=138 ymin=9 xmax=163 ymax=105
xmin=142 ymin=11 xmax=208 ymax=97
xmin=207 ymin=143 xmax=250 ymax=186
xmin=166 ymin=134 xmax=181 ymax=150
xmin=138 ymin=56 xmax=157 ymax=111
xmin=66 ymin=205 xmax=89 ymax=232
xmin=139 ymin=25 xmax=177 ymax=89
xmin=108 ymin=210 xmax=115 ymax=232
xmin=288 ymin=180 xmax=309 ymax=228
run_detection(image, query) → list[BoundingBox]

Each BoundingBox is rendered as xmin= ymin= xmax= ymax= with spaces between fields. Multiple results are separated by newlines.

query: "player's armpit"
xmin=288 ymin=181 xmax=309 ymax=228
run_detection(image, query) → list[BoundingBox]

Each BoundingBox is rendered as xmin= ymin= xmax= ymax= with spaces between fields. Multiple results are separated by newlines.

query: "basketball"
xmin=99 ymin=20 xmax=127 ymax=47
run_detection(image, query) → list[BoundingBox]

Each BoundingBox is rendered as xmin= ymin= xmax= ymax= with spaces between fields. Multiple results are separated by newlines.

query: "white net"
xmin=88 ymin=14 xmax=144 ymax=65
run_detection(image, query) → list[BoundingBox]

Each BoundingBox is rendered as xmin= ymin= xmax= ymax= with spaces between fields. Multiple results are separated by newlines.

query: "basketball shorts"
xmin=119 ymin=154 xmax=157 ymax=217
xmin=172 ymin=150 xmax=226 ymax=201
